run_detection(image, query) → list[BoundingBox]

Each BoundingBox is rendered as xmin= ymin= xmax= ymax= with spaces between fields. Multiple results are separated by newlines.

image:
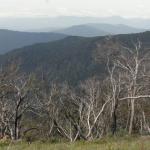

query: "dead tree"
xmin=71 ymin=78 xmax=111 ymax=140
xmin=110 ymin=42 xmax=150 ymax=134
xmin=0 ymin=65 xmax=34 ymax=140
xmin=107 ymin=59 xmax=122 ymax=135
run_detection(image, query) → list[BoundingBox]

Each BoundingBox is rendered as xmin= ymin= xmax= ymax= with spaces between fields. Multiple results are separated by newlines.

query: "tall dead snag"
xmin=108 ymin=41 xmax=150 ymax=135
xmin=0 ymin=65 xmax=34 ymax=140
xmin=107 ymin=59 xmax=121 ymax=135
xmin=12 ymin=78 xmax=32 ymax=140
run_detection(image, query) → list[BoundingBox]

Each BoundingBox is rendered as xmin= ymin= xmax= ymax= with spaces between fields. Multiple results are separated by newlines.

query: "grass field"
xmin=0 ymin=136 xmax=149 ymax=150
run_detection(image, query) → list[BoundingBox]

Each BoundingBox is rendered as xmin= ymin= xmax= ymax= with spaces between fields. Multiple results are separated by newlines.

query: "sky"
xmin=0 ymin=0 xmax=149 ymax=18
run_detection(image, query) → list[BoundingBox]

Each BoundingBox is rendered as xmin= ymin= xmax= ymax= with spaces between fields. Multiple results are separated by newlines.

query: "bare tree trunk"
xmin=14 ymin=116 xmax=18 ymax=140
xmin=142 ymin=111 xmax=150 ymax=134
xmin=14 ymin=96 xmax=24 ymax=140
xmin=129 ymin=99 xmax=135 ymax=134
xmin=9 ymin=128 xmax=15 ymax=140
xmin=111 ymin=102 xmax=118 ymax=135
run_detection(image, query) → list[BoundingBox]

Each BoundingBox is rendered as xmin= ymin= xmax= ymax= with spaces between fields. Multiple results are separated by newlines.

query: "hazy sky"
xmin=0 ymin=0 xmax=149 ymax=18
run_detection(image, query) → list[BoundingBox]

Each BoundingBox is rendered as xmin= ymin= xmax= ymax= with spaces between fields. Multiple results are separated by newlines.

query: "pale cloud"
xmin=0 ymin=0 xmax=150 ymax=18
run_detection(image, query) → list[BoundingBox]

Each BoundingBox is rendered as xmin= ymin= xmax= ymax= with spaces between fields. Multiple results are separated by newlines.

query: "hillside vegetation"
xmin=1 ymin=31 xmax=150 ymax=84
xmin=0 ymin=31 xmax=149 ymax=143
xmin=0 ymin=29 xmax=66 ymax=54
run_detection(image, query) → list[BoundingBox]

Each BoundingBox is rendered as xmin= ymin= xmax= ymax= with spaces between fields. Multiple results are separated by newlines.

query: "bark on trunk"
xmin=129 ymin=99 xmax=135 ymax=134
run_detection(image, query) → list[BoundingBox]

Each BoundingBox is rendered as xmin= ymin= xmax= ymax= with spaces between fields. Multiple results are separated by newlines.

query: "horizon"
xmin=0 ymin=15 xmax=150 ymax=31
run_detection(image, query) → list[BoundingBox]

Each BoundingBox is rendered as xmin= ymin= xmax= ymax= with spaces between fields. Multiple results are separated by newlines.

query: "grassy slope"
xmin=0 ymin=137 xmax=149 ymax=150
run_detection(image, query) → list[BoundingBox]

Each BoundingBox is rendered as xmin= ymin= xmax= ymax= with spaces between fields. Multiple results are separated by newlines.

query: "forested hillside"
xmin=0 ymin=29 xmax=66 ymax=54
xmin=0 ymin=31 xmax=150 ymax=142
xmin=1 ymin=31 xmax=150 ymax=84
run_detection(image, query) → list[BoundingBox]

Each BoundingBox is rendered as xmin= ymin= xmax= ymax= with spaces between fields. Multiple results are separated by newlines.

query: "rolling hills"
xmin=0 ymin=29 xmax=67 ymax=54
xmin=55 ymin=23 xmax=145 ymax=37
xmin=1 ymin=31 xmax=150 ymax=84
xmin=2 ymin=16 xmax=150 ymax=31
xmin=54 ymin=24 xmax=109 ymax=37
xmin=0 ymin=23 xmax=145 ymax=55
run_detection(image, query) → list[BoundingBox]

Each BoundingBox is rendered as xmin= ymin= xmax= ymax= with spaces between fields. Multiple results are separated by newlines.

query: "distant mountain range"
xmin=0 ymin=29 xmax=66 ymax=54
xmin=1 ymin=16 xmax=150 ymax=31
xmin=55 ymin=24 xmax=109 ymax=37
xmin=1 ymin=31 xmax=150 ymax=85
xmin=55 ymin=23 xmax=145 ymax=37
xmin=0 ymin=23 xmax=145 ymax=54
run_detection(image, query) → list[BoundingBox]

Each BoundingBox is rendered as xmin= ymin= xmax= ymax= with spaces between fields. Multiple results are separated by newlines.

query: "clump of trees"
xmin=0 ymin=43 xmax=149 ymax=142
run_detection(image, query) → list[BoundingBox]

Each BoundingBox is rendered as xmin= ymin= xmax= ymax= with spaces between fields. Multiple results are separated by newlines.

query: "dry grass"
xmin=0 ymin=136 xmax=149 ymax=150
